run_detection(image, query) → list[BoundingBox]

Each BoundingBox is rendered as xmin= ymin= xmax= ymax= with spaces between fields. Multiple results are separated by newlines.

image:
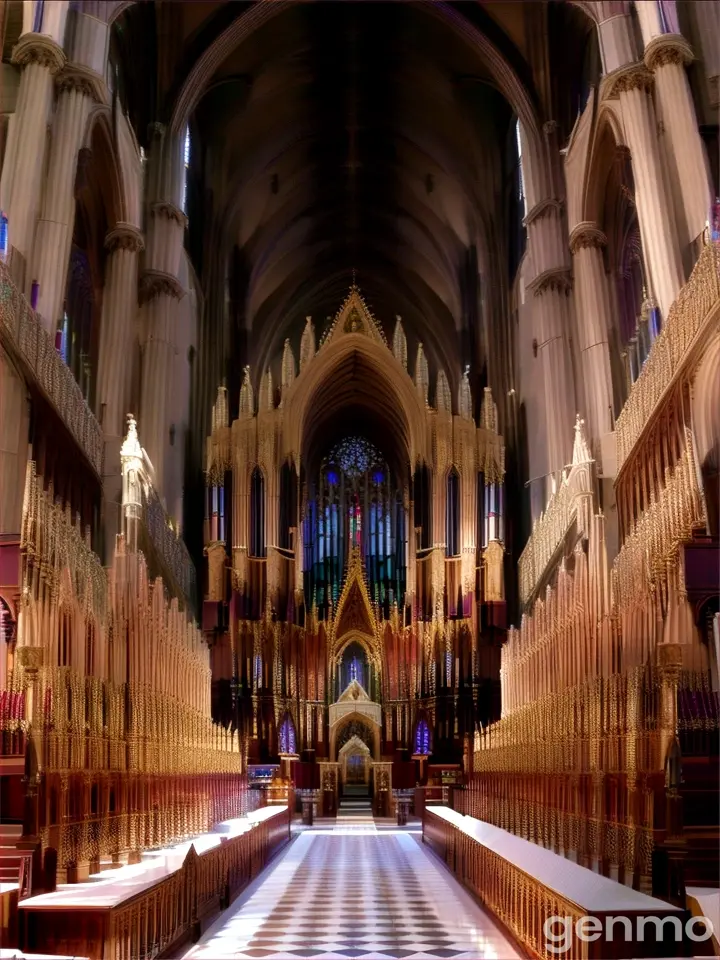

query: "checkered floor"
xmin=184 ymin=830 xmax=520 ymax=959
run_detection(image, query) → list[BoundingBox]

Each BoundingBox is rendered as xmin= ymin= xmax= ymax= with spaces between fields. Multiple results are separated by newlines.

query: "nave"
xmin=184 ymin=827 xmax=520 ymax=960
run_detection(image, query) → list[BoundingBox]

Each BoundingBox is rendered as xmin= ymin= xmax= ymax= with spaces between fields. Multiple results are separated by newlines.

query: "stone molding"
xmin=569 ymin=223 xmax=608 ymax=255
xmin=11 ymin=33 xmax=66 ymax=74
xmin=523 ymin=197 xmax=563 ymax=228
xmin=105 ymin=223 xmax=145 ymax=254
xmin=150 ymin=201 xmax=188 ymax=229
xmin=602 ymin=62 xmax=654 ymax=99
xmin=139 ymin=269 xmax=185 ymax=305
xmin=644 ymin=34 xmax=693 ymax=72
xmin=528 ymin=267 xmax=573 ymax=297
xmin=56 ymin=62 xmax=108 ymax=105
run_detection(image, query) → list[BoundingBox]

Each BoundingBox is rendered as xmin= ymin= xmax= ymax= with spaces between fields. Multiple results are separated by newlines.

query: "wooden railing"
xmin=20 ymin=806 xmax=290 ymax=960
xmin=615 ymin=241 xmax=720 ymax=473
xmin=0 ymin=259 xmax=104 ymax=475
xmin=424 ymin=807 xmax=685 ymax=960
xmin=140 ymin=485 xmax=198 ymax=615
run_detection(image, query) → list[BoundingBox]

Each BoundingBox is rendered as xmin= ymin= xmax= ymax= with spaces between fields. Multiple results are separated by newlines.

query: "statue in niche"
xmin=344 ymin=307 xmax=364 ymax=334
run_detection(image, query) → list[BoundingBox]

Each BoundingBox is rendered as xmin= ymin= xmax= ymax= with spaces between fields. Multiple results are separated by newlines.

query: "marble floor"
xmin=183 ymin=827 xmax=521 ymax=960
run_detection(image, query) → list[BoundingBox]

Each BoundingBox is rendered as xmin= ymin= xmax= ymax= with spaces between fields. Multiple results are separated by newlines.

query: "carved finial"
xmin=572 ymin=413 xmax=592 ymax=465
xmin=436 ymin=370 xmax=451 ymax=413
xmin=120 ymin=414 xmax=142 ymax=460
xmin=392 ymin=316 xmax=407 ymax=369
xmin=415 ymin=343 xmax=429 ymax=405
xmin=459 ymin=367 xmax=472 ymax=421
xmin=300 ymin=316 xmax=316 ymax=369
xmin=239 ymin=366 xmax=254 ymax=419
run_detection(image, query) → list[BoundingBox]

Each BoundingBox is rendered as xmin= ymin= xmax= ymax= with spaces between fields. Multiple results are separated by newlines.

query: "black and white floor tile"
xmin=184 ymin=829 xmax=520 ymax=960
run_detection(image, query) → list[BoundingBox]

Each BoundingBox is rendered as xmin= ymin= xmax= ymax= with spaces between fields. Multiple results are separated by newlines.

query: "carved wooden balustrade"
xmin=616 ymin=241 xmax=720 ymax=472
xmin=7 ymin=462 xmax=247 ymax=883
xmin=20 ymin=806 xmax=290 ymax=960
xmin=0 ymin=259 xmax=104 ymax=475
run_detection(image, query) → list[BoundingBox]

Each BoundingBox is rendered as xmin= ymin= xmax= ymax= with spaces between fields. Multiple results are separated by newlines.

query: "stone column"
xmin=569 ymin=223 xmax=615 ymax=449
xmin=31 ymin=66 xmax=103 ymax=332
xmin=1 ymin=34 xmax=65 ymax=269
xmin=139 ymin=201 xmax=186 ymax=494
xmin=97 ymin=223 xmax=144 ymax=562
xmin=596 ymin=5 xmax=637 ymax=74
xmin=644 ymin=34 xmax=713 ymax=253
xmin=525 ymin=198 xmax=576 ymax=480
xmin=609 ymin=66 xmax=684 ymax=320
xmin=0 ymin=354 xmax=29 ymax=535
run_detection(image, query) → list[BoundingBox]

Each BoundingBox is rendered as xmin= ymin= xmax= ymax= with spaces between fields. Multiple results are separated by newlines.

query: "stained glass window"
xmin=279 ymin=714 xmax=296 ymax=755
xmin=415 ymin=719 xmax=430 ymax=756
xmin=182 ymin=126 xmax=191 ymax=213
xmin=330 ymin=437 xmax=381 ymax=478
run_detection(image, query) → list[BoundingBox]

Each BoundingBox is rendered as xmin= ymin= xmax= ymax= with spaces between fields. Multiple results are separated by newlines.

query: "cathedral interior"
xmin=0 ymin=1 xmax=719 ymax=958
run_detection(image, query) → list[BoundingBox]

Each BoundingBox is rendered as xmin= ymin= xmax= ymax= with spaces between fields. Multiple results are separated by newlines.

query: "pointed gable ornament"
xmin=260 ymin=369 xmax=274 ymax=412
xmin=415 ymin=343 xmax=429 ymax=405
xmin=436 ymin=369 xmax=451 ymax=414
xmin=323 ymin=286 xmax=386 ymax=346
xmin=281 ymin=339 xmax=295 ymax=396
xmin=459 ymin=366 xmax=472 ymax=421
xmin=392 ymin=315 xmax=407 ymax=369
xmin=300 ymin=317 xmax=315 ymax=370
xmin=239 ymin=366 xmax=254 ymax=419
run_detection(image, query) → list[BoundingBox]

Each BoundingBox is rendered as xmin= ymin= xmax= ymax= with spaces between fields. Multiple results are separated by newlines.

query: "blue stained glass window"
xmin=330 ymin=437 xmax=381 ymax=477
xmin=327 ymin=469 xmax=339 ymax=486
xmin=279 ymin=714 xmax=296 ymax=755
xmin=372 ymin=470 xmax=384 ymax=484
xmin=415 ymin=719 xmax=430 ymax=755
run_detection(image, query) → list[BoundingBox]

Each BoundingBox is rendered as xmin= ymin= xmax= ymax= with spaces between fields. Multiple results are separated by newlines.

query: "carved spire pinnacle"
xmin=459 ymin=367 xmax=472 ymax=421
xmin=120 ymin=414 xmax=142 ymax=461
xmin=300 ymin=317 xmax=316 ymax=369
xmin=480 ymin=387 xmax=497 ymax=433
xmin=239 ymin=366 xmax=254 ymax=419
xmin=392 ymin=316 xmax=407 ymax=369
xmin=572 ymin=414 xmax=592 ymax=465
xmin=436 ymin=369 xmax=451 ymax=414
xmin=212 ymin=384 xmax=229 ymax=431
xmin=415 ymin=343 xmax=429 ymax=405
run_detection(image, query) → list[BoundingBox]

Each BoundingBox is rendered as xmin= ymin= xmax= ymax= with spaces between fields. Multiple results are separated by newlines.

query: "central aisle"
xmin=184 ymin=828 xmax=520 ymax=959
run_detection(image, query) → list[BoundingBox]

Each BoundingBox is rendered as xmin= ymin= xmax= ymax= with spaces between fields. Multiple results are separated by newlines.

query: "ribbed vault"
xmin=300 ymin=349 xmax=412 ymax=482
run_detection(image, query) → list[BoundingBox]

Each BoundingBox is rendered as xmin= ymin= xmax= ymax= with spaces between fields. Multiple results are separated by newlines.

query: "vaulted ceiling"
xmin=113 ymin=0 xmax=596 ymax=398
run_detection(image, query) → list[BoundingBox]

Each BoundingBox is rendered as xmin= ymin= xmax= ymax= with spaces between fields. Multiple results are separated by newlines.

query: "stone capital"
xmin=56 ymin=63 xmax=108 ymax=105
xmin=105 ymin=223 xmax=145 ymax=255
xmin=528 ymin=267 xmax=573 ymax=297
xmin=524 ymin=197 xmax=564 ymax=228
xmin=11 ymin=33 xmax=66 ymax=74
xmin=602 ymin=62 xmax=654 ymax=99
xmin=150 ymin=201 xmax=188 ymax=229
xmin=644 ymin=34 xmax=693 ymax=72
xmin=656 ymin=642 xmax=683 ymax=677
xmin=569 ymin=222 xmax=608 ymax=255
xmin=139 ymin=269 xmax=185 ymax=305
xmin=16 ymin=645 xmax=44 ymax=673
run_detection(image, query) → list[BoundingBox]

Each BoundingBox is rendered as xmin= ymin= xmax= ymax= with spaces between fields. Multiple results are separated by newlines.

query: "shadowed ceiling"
xmin=113 ymin=0 xmax=596 ymax=401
